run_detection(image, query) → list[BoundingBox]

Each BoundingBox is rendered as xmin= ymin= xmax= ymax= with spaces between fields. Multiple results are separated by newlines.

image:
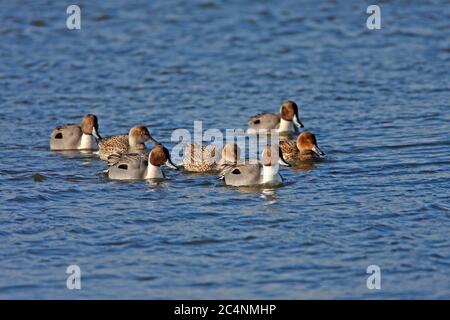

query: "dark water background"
xmin=0 ymin=0 xmax=449 ymax=299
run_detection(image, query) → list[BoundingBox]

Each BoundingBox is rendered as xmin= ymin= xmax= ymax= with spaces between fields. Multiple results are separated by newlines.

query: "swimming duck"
xmin=50 ymin=114 xmax=101 ymax=151
xmin=280 ymin=131 xmax=325 ymax=162
xmin=107 ymin=145 xmax=178 ymax=180
xmin=218 ymin=144 xmax=290 ymax=186
xmin=97 ymin=125 xmax=159 ymax=161
xmin=182 ymin=143 xmax=240 ymax=172
xmin=247 ymin=100 xmax=304 ymax=134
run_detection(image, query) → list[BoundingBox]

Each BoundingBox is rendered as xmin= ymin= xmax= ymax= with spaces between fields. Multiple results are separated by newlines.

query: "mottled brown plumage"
xmin=183 ymin=143 xmax=240 ymax=172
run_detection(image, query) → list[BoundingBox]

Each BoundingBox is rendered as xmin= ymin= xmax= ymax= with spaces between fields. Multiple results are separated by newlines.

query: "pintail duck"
xmin=107 ymin=145 xmax=178 ymax=180
xmin=280 ymin=131 xmax=325 ymax=162
xmin=182 ymin=143 xmax=240 ymax=172
xmin=247 ymin=100 xmax=304 ymax=134
xmin=50 ymin=114 xmax=101 ymax=151
xmin=218 ymin=144 xmax=290 ymax=186
xmin=97 ymin=125 xmax=159 ymax=161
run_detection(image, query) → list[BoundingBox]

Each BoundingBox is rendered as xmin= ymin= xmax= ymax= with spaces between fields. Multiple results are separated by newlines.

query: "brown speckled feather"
xmin=98 ymin=135 xmax=130 ymax=160
xmin=279 ymin=139 xmax=298 ymax=162
xmin=183 ymin=144 xmax=219 ymax=172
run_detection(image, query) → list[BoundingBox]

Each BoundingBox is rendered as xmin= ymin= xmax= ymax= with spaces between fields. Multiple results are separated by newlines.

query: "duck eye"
xmin=118 ymin=164 xmax=128 ymax=170
xmin=232 ymin=169 xmax=241 ymax=174
xmin=253 ymin=120 xmax=260 ymax=125
xmin=55 ymin=133 xmax=63 ymax=139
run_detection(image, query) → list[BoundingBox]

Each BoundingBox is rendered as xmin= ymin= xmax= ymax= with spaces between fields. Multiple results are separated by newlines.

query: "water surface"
xmin=0 ymin=0 xmax=449 ymax=299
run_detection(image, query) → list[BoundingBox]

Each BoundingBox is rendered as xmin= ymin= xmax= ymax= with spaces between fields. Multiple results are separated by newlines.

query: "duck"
xmin=107 ymin=145 xmax=178 ymax=180
xmin=97 ymin=125 xmax=159 ymax=161
xmin=218 ymin=144 xmax=290 ymax=186
xmin=50 ymin=114 xmax=101 ymax=151
xmin=182 ymin=143 xmax=240 ymax=172
xmin=247 ymin=100 xmax=304 ymax=134
xmin=280 ymin=131 xmax=325 ymax=162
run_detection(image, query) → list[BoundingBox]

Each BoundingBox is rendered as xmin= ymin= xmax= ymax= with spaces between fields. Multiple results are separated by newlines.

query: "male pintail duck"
xmin=182 ymin=143 xmax=240 ymax=172
xmin=218 ymin=144 xmax=290 ymax=186
xmin=50 ymin=114 xmax=101 ymax=151
xmin=97 ymin=125 xmax=159 ymax=161
xmin=247 ymin=100 xmax=304 ymax=134
xmin=107 ymin=145 xmax=178 ymax=180
xmin=280 ymin=131 xmax=325 ymax=162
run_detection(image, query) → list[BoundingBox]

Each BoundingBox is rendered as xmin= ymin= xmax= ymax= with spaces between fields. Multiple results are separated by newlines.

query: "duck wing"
xmin=279 ymin=139 xmax=299 ymax=162
xmin=50 ymin=124 xmax=82 ymax=150
xmin=247 ymin=112 xmax=280 ymax=131
xmin=107 ymin=153 xmax=148 ymax=180
xmin=183 ymin=143 xmax=218 ymax=172
xmin=98 ymin=134 xmax=129 ymax=160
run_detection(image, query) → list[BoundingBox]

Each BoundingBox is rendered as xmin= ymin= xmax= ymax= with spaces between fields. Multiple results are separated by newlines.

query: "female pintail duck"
xmin=182 ymin=143 xmax=240 ymax=172
xmin=280 ymin=131 xmax=325 ymax=162
xmin=219 ymin=145 xmax=290 ymax=187
xmin=50 ymin=114 xmax=101 ymax=151
xmin=107 ymin=145 xmax=178 ymax=180
xmin=247 ymin=100 xmax=304 ymax=134
xmin=97 ymin=125 xmax=159 ymax=161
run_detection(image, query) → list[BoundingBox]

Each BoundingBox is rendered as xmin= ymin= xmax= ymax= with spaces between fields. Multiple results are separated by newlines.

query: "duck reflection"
xmin=290 ymin=159 xmax=317 ymax=172
xmin=52 ymin=149 xmax=98 ymax=159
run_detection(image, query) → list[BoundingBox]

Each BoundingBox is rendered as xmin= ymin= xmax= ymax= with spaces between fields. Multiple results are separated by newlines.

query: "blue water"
xmin=0 ymin=0 xmax=449 ymax=299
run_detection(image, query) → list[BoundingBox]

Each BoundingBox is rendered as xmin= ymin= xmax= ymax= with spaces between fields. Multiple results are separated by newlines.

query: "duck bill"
xmin=312 ymin=145 xmax=325 ymax=157
xmin=165 ymin=158 xmax=179 ymax=170
xmin=149 ymin=136 xmax=161 ymax=146
xmin=293 ymin=114 xmax=304 ymax=128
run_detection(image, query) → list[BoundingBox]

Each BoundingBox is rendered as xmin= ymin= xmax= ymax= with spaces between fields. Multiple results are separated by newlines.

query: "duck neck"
xmin=128 ymin=135 xmax=138 ymax=148
xmin=145 ymin=163 xmax=164 ymax=179
xmin=278 ymin=119 xmax=293 ymax=132
xmin=79 ymin=133 xmax=96 ymax=150
xmin=262 ymin=164 xmax=281 ymax=184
